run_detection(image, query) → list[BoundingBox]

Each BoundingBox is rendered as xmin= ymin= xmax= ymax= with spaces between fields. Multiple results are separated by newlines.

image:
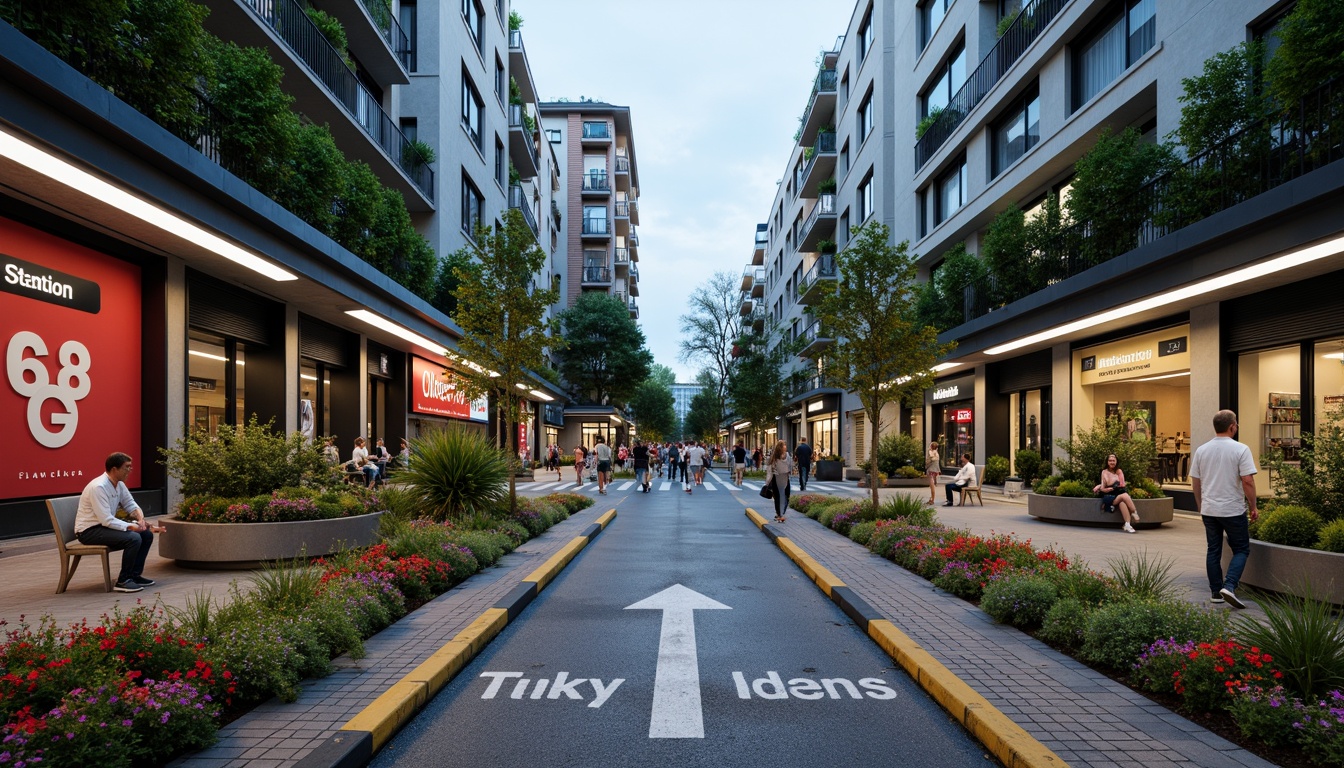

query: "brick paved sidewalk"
xmin=768 ymin=509 xmax=1274 ymax=768
xmin=161 ymin=502 xmax=617 ymax=768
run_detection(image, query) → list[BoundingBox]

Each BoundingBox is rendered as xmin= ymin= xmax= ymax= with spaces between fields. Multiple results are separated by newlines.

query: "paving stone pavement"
xmin=759 ymin=505 xmax=1276 ymax=768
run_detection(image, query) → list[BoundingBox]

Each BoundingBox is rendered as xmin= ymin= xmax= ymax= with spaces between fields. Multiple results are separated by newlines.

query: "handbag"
xmin=759 ymin=481 xmax=775 ymax=500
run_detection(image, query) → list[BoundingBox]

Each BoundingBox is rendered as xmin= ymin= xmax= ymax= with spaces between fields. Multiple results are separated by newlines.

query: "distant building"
xmin=669 ymin=382 xmax=703 ymax=432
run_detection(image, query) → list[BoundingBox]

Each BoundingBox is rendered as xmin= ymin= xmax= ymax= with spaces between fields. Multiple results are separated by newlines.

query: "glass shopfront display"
xmin=1008 ymin=388 xmax=1049 ymax=476
xmin=810 ymin=414 xmax=838 ymax=457
xmin=928 ymin=375 xmax=975 ymax=469
xmin=188 ymin=332 xmax=246 ymax=436
xmin=299 ymin=359 xmax=332 ymax=439
xmin=1237 ymin=345 xmax=1300 ymax=496
xmin=1072 ymin=326 xmax=1191 ymax=487
xmin=1316 ymin=339 xmax=1344 ymax=425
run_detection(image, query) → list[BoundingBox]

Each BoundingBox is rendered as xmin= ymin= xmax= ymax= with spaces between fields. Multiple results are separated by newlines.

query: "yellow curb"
xmin=403 ymin=639 xmax=472 ymax=693
xmin=524 ymin=536 xmax=588 ymax=590
xmin=595 ymin=508 xmax=618 ymax=528
xmin=342 ymin=680 xmax=427 ymax=751
xmin=744 ymin=508 xmax=768 ymax=528
xmin=867 ymin=620 xmax=1066 ymax=768
xmin=775 ymin=538 xmax=846 ymax=597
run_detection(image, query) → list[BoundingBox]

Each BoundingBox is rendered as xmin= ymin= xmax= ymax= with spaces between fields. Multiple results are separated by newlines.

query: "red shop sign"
xmin=953 ymin=409 xmax=974 ymax=423
xmin=2 ymin=216 xmax=142 ymax=500
xmin=410 ymin=356 xmax=488 ymax=422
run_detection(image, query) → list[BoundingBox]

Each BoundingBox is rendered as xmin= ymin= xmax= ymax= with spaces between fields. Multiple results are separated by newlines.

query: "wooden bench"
xmin=46 ymin=496 xmax=112 ymax=594
xmin=959 ymin=466 xmax=986 ymax=506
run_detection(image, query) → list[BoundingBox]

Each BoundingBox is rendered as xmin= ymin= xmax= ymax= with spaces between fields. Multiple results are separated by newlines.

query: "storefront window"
xmin=581 ymin=422 xmax=614 ymax=449
xmin=300 ymin=359 xmax=332 ymax=440
xmin=187 ymin=332 xmax=245 ymax=436
xmin=1238 ymin=345 xmax=1300 ymax=497
xmin=810 ymin=415 xmax=838 ymax=457
xmin=1315 ymin=339 xmax=1344 ymax=429
xmin=936 ymin=401 xmax=974 ymax=468
xmin=1009 ymin=389 xmax=1048 ymax=475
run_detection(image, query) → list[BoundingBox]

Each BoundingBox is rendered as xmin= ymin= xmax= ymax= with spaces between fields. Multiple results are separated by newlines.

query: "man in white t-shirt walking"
xmin=1189 ymin=409 xmax=1258 ymax=609
xmin=683 ymin=441 xmax=706 ymax=493
xmin=594 ymin=436 xmax=613 ymax=495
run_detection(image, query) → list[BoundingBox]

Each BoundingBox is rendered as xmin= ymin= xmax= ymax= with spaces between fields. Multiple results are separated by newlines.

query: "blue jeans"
xmin=1203 ymin=513 xmax=1250 ymax=595
xmin=77 ymin=525 xmax=153 ymax=583
xmin=798 ymin=462 xmax=811 ymax=488
xmin=635 ymin=467 xmax=647 ymax=487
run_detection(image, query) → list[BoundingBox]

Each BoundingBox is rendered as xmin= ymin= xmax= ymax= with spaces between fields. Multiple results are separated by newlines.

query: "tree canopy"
xmin=727 ymin=328 xmax=789 ymax=449
xmin=629 ymin=378 xmax=676 ymax=442
xmin=678 ymin=272 xmax=742 ymax=438
xmin=557 ymin=292 xmax=653 ymax=407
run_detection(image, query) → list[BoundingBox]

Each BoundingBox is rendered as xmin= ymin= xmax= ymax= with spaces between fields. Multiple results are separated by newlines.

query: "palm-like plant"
xmin=396 ymin=428 xmax=510 ymax=521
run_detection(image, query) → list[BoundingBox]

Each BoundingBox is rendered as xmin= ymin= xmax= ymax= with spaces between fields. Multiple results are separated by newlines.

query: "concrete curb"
xmin=743 ymin=507 xmax=1066 ymax=768
xmin=294 ymin=508 xmax=618 ymax=768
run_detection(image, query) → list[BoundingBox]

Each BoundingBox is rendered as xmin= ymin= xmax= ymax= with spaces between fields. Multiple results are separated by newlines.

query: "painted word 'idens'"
xmin=479 ymin=672 xmax=624 ymax=708
xmin=732 ymin=671 xmax=897 ymax=700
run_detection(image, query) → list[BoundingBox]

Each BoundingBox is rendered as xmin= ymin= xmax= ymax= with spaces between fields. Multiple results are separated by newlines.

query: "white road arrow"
xmin=625 ymin=584 xmax=731 ymax=739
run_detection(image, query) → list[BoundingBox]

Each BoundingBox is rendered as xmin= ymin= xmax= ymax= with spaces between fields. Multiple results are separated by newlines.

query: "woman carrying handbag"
xmin=764 ymin=440 xmax=794 ymax=523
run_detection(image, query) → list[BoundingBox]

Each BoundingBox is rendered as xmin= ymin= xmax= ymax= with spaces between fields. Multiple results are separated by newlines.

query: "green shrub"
xmin=872 ymin=433 xmax=925 ymax=476
xmin=1033 ymin=475 xmax=1061 ymax=495
xmin=1055 ymin=480 xmax=1094 ymax=498
xmin=894 ymin=465 xmax=924 ymax=478
xmin=874 ymin=495 xmax=931 ymax=521
xmin=161 ymin=416 xmax=336 ymax=497
xmin=1014 ymin=449 xmax=1043 ymax=482
xmin=981 ymin=573 xmax=1059 ymax=628
xmin=543 ymin=492 xmax=594 ymax=514
xmin=1052 ymin=408 xmax=1158 ymax=485
xmin=455 ymin=530 xmax=511 ymax=567
xmin=1043 ymin=567 xmax=1114 ymax=606
xmin=984 ymin=455 xmax=1010 ymax=486
xmin=1316 ymin=518 xmax=1344 ymax=553
xmin=1233 ymin=587 xmax=1344 ymax=700
xmin=1080 ymin=599 xmax=1229 ymax=670
xmin=1040 ymin=598 xmax=1092 ymax=649
xmin=817 ymin=503 xmax=845 ymax=528
xmin=789 ymin=494 xmax=834 ymax=516
xmin=1133 ymin=475 xmax=1166 ymax=499
xmin=1106 ymin=549 xmax=1181 ymax=601
xmin=396 ymin=428 xmax=510 ymax=520
xmin=849 ymin=521 xmax=878 ymax=546
xmin=1256 ymin=504 xmax=1323 ymax=548
xmin=1229 ymin=686 xmax=1306 ymax=749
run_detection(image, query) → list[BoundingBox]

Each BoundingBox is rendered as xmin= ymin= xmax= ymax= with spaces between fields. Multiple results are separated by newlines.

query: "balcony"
xmin=582 ymin=170 xmax=611 ymax=195
xmin=509 ymin=185 xmax=537 ymax=236
xmin=789 ymin=373 xmax=830 ymax=398
xmin=797 ymin=254 xmax=838 ymax=305
xmin=752 ymin=267 xmax=766 ymax=298
xmin=799 ymin=194 xmax=837 ymax=252
xmin=740 ymin=294 xmax=754 ymax=316
xmin=628 ymin=199 xmax=640 ymax=225
xmin=630 ymin=227 xmax=639 ymax=247
xmin=796 ymin=131 xmax=837 ymax=198
xmin=508 ymin=29 xmax=539 ymax=105
xmin=915 ymin=0 xmax=1071 ymax=170
xmin=740 ymin=266 xmax=755 ymax=292
xmin=324 ymin=0 xmax=410 ymax=83
xmin=552 ymin=199 xmax=562 ymax=224
xmin=629 ymin=265 xmax=640 ymax=296
xmin=614 ymin=247 xmax=631 ymax=266
xmin=509 ymin=104 xmax=540 ymax=179
xmin=752 ymin=225 xmax=768 ymax=266
xmin=582 ymin=218 xmax=611 ymax=238
xmin=628 ymin=297 xmax=639 ymax=318
xmin=798 ymin=321 xmax=833 ymax=358
xmin=799 ymin=68 xmax=838 ymax=147
xmin=749 ymin=306 xmax=767 ymax=332
xmin=614 ymin=154 xmax=631 ymax=191
xmin=210 ymin=0 xmax=434 ymax=208
xmin=614 ymin=199 xmax=631 ymax=235
xmin=582 ymin=121 xmax=612 ymax=142
xmin=582 ymin=265 xmax=613 ymax=285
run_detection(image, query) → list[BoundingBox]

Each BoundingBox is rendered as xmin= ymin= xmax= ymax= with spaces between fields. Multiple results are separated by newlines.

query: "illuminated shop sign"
xmin=953 ymin=409 xmax=974 ymax=423
xmin=411 ymin=356 xmax=488 ymax=422
xmin=2 ymin=217 xmax=141 ymax=500
xmin=1077 ymin=327 xmax=1191 ymax=386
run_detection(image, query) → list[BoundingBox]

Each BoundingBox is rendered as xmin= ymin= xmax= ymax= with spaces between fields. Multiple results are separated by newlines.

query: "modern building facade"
xmin=670 ymin=382 xmax=703 ymax=433
xmin=750 ymin=0 xmax=1344 ymax=503
xmin=0 ymin=2 xmax=568 ymax=537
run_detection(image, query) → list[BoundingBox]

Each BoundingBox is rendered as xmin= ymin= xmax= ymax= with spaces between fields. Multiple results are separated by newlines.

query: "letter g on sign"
xmin=6 ymin=331 xmax=92 ymax=448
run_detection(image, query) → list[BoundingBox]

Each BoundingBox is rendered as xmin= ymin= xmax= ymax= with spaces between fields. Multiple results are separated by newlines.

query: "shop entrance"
xmin=937 ymin=401 xmax=974 ymax=470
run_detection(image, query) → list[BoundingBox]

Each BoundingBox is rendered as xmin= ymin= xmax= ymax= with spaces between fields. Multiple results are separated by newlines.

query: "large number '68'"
xmin=6 ymin=331 xmax=92 ymax=448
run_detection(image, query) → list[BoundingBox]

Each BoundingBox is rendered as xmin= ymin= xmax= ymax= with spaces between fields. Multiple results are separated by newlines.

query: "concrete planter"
xmin=160 ymin=512 xmax=384 ymax=569
xmin=1223 ymin=540 xmax=1344 ymax=606
xmin=857 ymin=476 xmax=928 ymax=488
xmin=1026 ymin=493 xmax=1174 ymax=528
xmin=815 ymin=460 xmax=844 ymax=482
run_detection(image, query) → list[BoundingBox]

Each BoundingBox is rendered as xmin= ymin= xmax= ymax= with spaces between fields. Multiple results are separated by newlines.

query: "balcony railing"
xmin=958 ymin=76 xmax=1344 ymax=325
xmin=798 ymin=321 xmax=832 ymax=357
xmin=240 ymin=0 xmax=433 ymax=200
xmin=509 ymin=104 xmax=540 ymax=170
xmin=582 ymin=121 xmax=611 ymax=140
xmin=615 ymin=200 xmax=630 ymax=217
xmin=615 ymin=155 xmax=630 ymax=173
xmin=614 ymin=247 xmax=630 ymax=264
xmin=552 ymin=199 xmax=562 ymax=222
xmin=509 ymin=184 xmax=537 ymax=235
xmin=582 ymin=170 xmax=611 ymax=192
xmin=630 ymin=227 xmax=639 ymax=246
xmin=797 ymin=131 xmax=837 ymax=192
xmin=583 ymin=266 xmax=612 ymax=283
xmin=358 ymin=0 xmax=410 ymax=70
xmin=582 ymin=218 xmax=610 ymax=236
xmin=915 ymin=0 xmax=1072 ymax=170
xmin=789 ymin=373 xmax=829 ymax=398
xmin=800 ymin=193 xmax=837 ymax=250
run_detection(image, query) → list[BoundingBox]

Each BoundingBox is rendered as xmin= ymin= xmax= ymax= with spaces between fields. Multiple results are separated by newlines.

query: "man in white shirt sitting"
xmin=944 ymin=453 xmax=978 ymax=507
xmin=74 ymin=452 xmax=156 ymax=593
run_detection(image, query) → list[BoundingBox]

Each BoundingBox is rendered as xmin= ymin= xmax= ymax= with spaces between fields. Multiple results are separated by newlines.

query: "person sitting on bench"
xmin=944 ymin=453 xmax=977 ymax=506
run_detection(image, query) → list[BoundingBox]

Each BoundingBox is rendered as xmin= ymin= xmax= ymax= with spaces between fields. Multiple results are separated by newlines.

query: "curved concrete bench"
xmin=160 ymin=512 xmax=384 ymax=569
xmin=1224 ymin=540 xmax=1344 ymax=606
xmin=1027 ymin=493 xmax=1174 ymax=528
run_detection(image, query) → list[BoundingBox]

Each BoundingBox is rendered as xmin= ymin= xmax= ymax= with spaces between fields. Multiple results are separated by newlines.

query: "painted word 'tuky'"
xmin=731 ymin=671 xmax=897 ymax=700
xmin=478 ymin=672 xmax=624 ymax=708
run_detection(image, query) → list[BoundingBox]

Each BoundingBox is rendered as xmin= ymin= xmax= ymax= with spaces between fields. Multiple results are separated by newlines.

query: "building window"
xmin=462 ymin=173 xmax=483 ymax=237
xmin=495 ymin=55 xmax=505 ymax=105
xmin=857 ymin=4 xmax=874 ymax=62
xmin=919 ymin=0 xmax=949 ymax=51
xmin=399 ymin=118 xmax=417 ymax=143
xmin=583 ymin=205 xmax=608 ymax=235
xmin=857 ymin=89 xmax=874 ymax=142
xmin=546 ymin=128 xmax=561 ymax=143
xmin=582 ymin=120 xmax=610 ymax=140
xmin=991 ymin=82 xmax=1040 ymax=177
xmin=495 ymin=137 xmax=505 ymax=187
xmin=857 ymin=171 xmax=874 ymax=223
xmin=188 ymin=332 xmax=246 ymax=435
xmin=462 ymin=70 xmax=483 ymax=147
xmin=839 ymin=140 xmax=850 ymax=178
xmin=400 ymin=1 xmax=417 ymax=72
xmin=922 ymin=40 xmax=966 ymax=117
xmin=463 ymin=0 xmax=484 ymax=51
xmin=1072 ymin=0 xmax=1156 ymax=110
xmin=935 ymin=157 xmax=967 ymax=225
xmin=840 ymin=209 xmax=850 ymax=246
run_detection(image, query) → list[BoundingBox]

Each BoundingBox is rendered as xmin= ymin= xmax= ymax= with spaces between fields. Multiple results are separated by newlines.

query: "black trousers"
xmin=773 ymin=481 xmax=792 ymax=517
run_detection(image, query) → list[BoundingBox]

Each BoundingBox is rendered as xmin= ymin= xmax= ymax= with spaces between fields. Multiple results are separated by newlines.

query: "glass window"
xmin=462 ymin=173 xmax=483 ymax=236
xmin=935 ymin=158 xmax=967 ymax=224
xmin=858 ymin=171 xmax=874 ymax=222
xmin=1072 ymin=0 xmax=1157 ymax=110
xmin=857 ymin=5 xmax=875 ymax=61
xmin=188 ymin=332 xmax=245 ymax=437
xmin=300 ymin=359 xmax=332 ymax=440
xmin=461 ymin=70 xmax=483 ymax=147
xmin=810 ymin=415 xmax=838 ymax=457
xmin=400 ymin=2 xmax=417 ymax=72
xmin=582 ymin=121 xmax=610 ymax=140
xmin=583 ymin=205 xmax=608 ymax=235
xmin=922 ymin=41 xmax=966 ymax=117
xmin=462 ymin=0 xmax=484 ymax=51
xmin=495 ymin=55 xmax=505 ymax=105
xmin=1315 ymin=339 xmax=1344 ymax=431
xmin=991 ymin=82 xmax=1041 ymax=177
xmin=857 ymin=90 xmax=874 ymax=141
xmin=494 ymin=137 xmax=505 ymax=187
xmin=581 ymin=422 xmax=614 ymax=449
xmin=840 ymin=140 xmax=850 ymax=179
xmin=546 ymin=128 xmax=562 ymax=143
xmin=1238 ymin=345 xmax=1301 ymax=497
xmin=919 ymin=0 xmax=949 ymax=51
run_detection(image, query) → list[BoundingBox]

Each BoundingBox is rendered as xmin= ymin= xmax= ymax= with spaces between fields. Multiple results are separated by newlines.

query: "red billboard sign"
xmin=953 ymin=409 xmax=974 ymax=423
xmin=2 ymin=216 xmax=142 ymax=500
xmin=410 ymin=355 xmax=488 ymax=422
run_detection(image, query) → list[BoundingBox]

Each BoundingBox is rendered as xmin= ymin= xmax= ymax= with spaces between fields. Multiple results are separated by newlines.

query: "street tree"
xmin=678 ymin=272 xmax=741 ymax=439
xmin=648 ymin=363 xmax=677 ymax=390
xmin=810 ymin=221 xmax=955 ymax=508
xmin=682 ymin=375 xmax=722 ymax=442
xmin=448 ymin=208 xmax=560 ymax=512
xmin=629 ymin=378 xmax=676 ymax=442
xmin=558 ymin=292 xmax=653 ymax=407
xmin=727 ymin=327 xmax=789 ymax=450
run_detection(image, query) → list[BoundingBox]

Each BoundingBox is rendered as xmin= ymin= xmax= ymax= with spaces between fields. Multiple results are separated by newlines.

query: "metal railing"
xmin=583 ymin=266 xmax=612 ymax=283
xmin=790 ymin=373 xmax=829 ymax=397
xmin=509 ymin=104 xmax=540 ymax=170
xmin=630 ymin=227 xmax=639 ymax=246
xmin=614 ymin=247 xmax=630 ymax=264
xmin=615 ymin=200 xmax=630 ymax=217
xmin=615 ymin=155 xmax=630 ymax=173
xmin=915 ymin=0 xmax=1072 ymax=169
xmin=798 ymin=131 xmax=837 ymax=190
xmin=802 ymin=193 xmax=837 ymax=240
xmin=799 ymin=321 xmax=830 ymax=349
xmin=552 ymin=199 xmax=562 ymax=221
xmin=960 ymin=76 xmax=1344 ymax=324
xmin=358 ymin=0 xmax=410 ymax=70
xmin=582 ymin=218 xmax=610 ymax=236
xmin=509 ymin=184 xmax=537 ymax=235
xmin=801 ymin=254 xmax=838 ymax=289
xmin=582 ymin=170 xmax=611 ymax=192
xmin=240 ymin=0 xmax=433 ymax=199
xmin=582 ymin=121 xmax=611 ymax=139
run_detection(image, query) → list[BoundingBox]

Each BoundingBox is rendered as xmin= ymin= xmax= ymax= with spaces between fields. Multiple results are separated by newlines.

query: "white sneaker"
xmin=1123 ymin=523 xmax=1136 ymax=534
xmin=1131 ymin=510 xmax=1140 ymax=522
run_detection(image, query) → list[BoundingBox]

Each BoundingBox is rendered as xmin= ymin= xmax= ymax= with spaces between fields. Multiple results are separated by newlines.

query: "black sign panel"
xmin=1157 ymin=337 xmax=1187 ymax=357
xmin=1 ymin=253 xmax=101 ymax=314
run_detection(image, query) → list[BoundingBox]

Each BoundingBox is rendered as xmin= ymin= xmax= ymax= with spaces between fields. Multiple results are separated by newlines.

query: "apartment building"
xmin=0 ymin=2 xmax=566 ymax=536
xmin=751 ymin=0 xmax=1344 ymax=504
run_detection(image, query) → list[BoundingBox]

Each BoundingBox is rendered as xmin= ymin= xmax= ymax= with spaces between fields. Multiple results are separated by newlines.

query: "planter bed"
xmin=1026 ymin=493 xmax=1173 ymax=528
xmin=856 ymin=477 xmax=926 ymax=488
xmin=161 ymin=512 xmax=385 ymax=569
xmin=1223 ymin=539 xmax=1344 ymax=606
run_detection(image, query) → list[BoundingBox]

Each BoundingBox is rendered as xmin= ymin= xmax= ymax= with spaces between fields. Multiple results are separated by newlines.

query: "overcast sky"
xmin=519 ymin=0 xmax=856 ymax=382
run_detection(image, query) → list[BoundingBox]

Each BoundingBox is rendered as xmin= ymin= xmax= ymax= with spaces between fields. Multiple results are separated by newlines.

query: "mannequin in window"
xmin=1026 ymin=415 xmax=1038 ymax=451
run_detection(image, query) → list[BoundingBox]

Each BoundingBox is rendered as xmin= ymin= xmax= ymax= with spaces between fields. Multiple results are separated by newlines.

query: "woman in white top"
xmin=926 ymin=442 xmax=941 ymax=504
xmin=765 ymin=440 xmax=795 ymax=523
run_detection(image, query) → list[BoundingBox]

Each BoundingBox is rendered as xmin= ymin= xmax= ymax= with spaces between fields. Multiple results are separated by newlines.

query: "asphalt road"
xmin=373 ymin=480 xmax=993 ymax=768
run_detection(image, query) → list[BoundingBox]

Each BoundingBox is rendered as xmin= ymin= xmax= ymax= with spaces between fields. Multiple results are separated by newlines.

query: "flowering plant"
xmin=1134 ymin=638 xmax=1282 ymax=712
